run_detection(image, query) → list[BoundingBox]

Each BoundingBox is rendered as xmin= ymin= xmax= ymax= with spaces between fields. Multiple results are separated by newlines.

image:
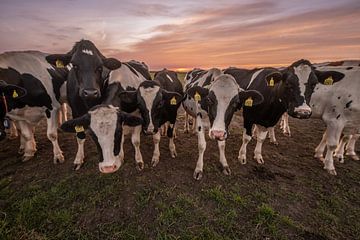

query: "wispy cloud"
xmin=0 ymin=0 xmax=359 ymax=70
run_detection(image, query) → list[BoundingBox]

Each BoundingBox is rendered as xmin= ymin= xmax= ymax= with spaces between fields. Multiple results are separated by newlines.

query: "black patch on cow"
xmin=167 ymin=126 xmax=173 ymax=138
xmin=114 ymin=114 xmax=122 ymax=156
xmin=198 ymin=126 xmax=201 ymax=132
xmin=336 ymin=114 xmax=341 ymax=119
xmin=337 ymin=96 xmax=341 ymax=99
xmin=125 ymin=61 xmax=152 ymax=80
xmin=47 ymin=68 xmax=67 ymax=101
xmin=346 ymin=67 xmax=353 ymax=70
xmin=76 ymin=131 xmax=86 ymax=139
xmin=345 ymin=100 xmax=353 ymax=108
xmin=45 ymin=109 xmax=51 ymax=118
xmin=289 ymin=59 xmax=312 ymax=68
xmin=197 ymin=112 xmax=202 ymax=118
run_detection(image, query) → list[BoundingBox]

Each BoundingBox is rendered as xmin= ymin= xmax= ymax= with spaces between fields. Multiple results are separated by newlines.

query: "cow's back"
xmin=154 ymin=70 xmax=183 ymax=95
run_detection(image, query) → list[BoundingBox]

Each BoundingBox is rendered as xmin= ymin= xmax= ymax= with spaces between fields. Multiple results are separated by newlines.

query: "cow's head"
xmin=0 ymin=80 xmax=27 ymax=141
xmin=120 ymin=81 xmax=182 ymax=135
xmin=277 ymin=59 xmax=345 ymax=118
xmin=60 ymin=105 xmax=142 ymax=173
xmin=187 ymin=74 xmax=263 ymax=141
xmin=46 ymin=40 xmax=121 ymax=104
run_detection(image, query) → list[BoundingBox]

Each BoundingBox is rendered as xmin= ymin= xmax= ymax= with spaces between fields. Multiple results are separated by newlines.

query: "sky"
xmin=0 ymin=0 xmax=359 ymax=71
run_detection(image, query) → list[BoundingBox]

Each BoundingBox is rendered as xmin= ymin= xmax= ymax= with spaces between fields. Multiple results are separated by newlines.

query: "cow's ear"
xmin=162 ymin=90 xmax=183 ymax=106
xmin=315 ymin=70 xmax=345 ymax=85
xmin=186 ymin=86 xmax=209 ymax=101
xmin=60 ymin=114 xmax=90 ymax=133
xmin=45 ymin=54 xmax=72 ymax=68
xmin=239 ymin=90 xmax=264 ymax=107
xmin=0 ymin=82 xmax=27 ymax=98
xmin=119 ymin=112 xmax=143 ymax=126
xmin=103 ymin=58 xmax=122 ymax=70
xmin=119 ymin=91 xmax=137 ymax=105
xmin=265 ymin=71 xmax=282 ymax=87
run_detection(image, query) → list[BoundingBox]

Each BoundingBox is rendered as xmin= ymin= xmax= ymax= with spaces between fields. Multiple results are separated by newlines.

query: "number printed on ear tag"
xmin=194 ymin=92 xmax=201 ymax=102
xmin=75 ymin=125 xmax=85 ymax=133
xmin=244 ymin=97 xmax=253 ymax=107
xmin=324 ymin=76 xmax=334 ymax=85
xmin=269 ymin=77 xmax=275 ymax=87
xmin=170 ymin=96 xmax=177 ymax=105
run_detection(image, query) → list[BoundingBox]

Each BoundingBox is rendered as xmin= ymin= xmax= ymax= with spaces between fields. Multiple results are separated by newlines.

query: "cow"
xmin=311 ymin=66 xmax=359 ymax=174
xmin=45 ymin=40 xmax=122 ymax=170
xmin=118 ymin=68 xmax=183 ymax=168
xmin=0 ymin=51 xmax=67 ymax=162
xmin=183 ymin=68 xmax=263 ymax=180
xmin=0 ymin=80 xmax=27 ymax=141
xmin=60 ymin=105 xmax=143 ymax=173
xmin=224 ymin=59 xmax=345 ymax=165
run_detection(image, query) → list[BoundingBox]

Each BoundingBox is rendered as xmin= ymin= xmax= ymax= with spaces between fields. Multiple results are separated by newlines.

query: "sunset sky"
xmin=0 ymin=0 xmax=359 ymax=70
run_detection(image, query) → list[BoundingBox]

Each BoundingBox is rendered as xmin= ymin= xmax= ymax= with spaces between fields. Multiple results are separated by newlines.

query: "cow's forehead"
xmin=210 ymin=76 xmax=239 ymax=98
xmin=139 ymin=85 xmax=160 ymax=97
xmin=89 ymin=106 xmax=119 ymax=134
xmin=293 ymin=64 xmax=312 ymax=83
xmin=89 ymin=106 xmax=118 ymax=121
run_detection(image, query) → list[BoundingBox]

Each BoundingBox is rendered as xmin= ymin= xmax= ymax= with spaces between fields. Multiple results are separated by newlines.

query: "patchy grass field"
xmin=1 ymin=73 xmax=359 ymax=239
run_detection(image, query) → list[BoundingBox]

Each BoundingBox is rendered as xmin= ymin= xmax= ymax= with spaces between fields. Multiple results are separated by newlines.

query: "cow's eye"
xmin=73 ymin=64 xmax=79 ymax=70
xmin=96 ymin=66 xmax=102 ymax=72
xmin=206 ymin=97 xmax=213 ymax=105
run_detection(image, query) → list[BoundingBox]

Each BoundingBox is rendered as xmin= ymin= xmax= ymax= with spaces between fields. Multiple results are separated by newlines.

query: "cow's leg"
xmin=281 ymin=113 xmax=291 ymax=136
xmin=184 ymin=113 xmax=189 ymax=133
xmin=119 ymin=132 xmax=125 ymax=164
xmin=151 ymin=131 xmax=161 ymax=167
xmin=314 ymin=130 xmax=327 ymax=161
xmin=334 ymin=135 xmax=350 ymax=163
xmin=218 ymin=140 xmax=230 ymax=175
xmin=17 ymin=121 xmax=36 ymax=161
xmin=345 ymin=134 xmax=360 ymax=161
xmin=47 ymin=109 xmax=64 ymax=164
xmin=62 ymin=103 xmax=68 ymax=122
xmin=9 ymin=121 xmax=18 ymax=139
xmin=268 ymin=127 xmax=278 ymax=145
xmin=194 ymin=116 xmax=206 ymax=180
xmin=238 ymin=129 xmax=252 ymax=164
xmin=254 ymin=125 xmax=268 ymax=164
xmin=74 ymin=137 xmax=85 ymax=170
xmin=131 ymin=126 xmax=144 ymax=170
xmin=324 ymin=123 xmax=344 ymax=175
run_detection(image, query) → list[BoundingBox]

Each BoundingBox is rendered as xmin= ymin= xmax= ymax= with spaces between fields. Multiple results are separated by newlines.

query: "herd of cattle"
xmin=0 ymin=39 xmax=359 ymax=180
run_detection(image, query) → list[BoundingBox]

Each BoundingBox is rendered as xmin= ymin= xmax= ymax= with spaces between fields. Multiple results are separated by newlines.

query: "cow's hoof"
xmin=349 ymin=155 xmax=359 ymax=161
xmin=136 ymin=162 xmax=144 ymax=171
xmin=151 ymin=158 xmax=159 ymax=167
xmin=193 ymin=170 xmax=203 ymax=180
xmin=22 ymin=156 xmax=33 ymax=162
xmin=325 ymin=168 xmax=337 ymax=175
xmin=238 ymin=156 xmax=247 ymax=165
xmin=222 ymin=166 xmax=231 ymax=175
xmin=170 ymin=150 xmax=177 ymax=158
xmin=255 ymin=156 xmax=264 ymax=164
xmin=270 ymin=141 xmax=279 ymax=146
xmin=73 ymin=163 xmax=84 ymax=171
xmin=18 ymin=148 xmax=25 ymax=155
xmin=53 ymin=154 xmax=65 ymax=164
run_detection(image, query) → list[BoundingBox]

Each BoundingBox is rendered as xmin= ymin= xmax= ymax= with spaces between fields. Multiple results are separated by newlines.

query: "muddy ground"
xmin=0 ymin=108 xmax=359 ymax=240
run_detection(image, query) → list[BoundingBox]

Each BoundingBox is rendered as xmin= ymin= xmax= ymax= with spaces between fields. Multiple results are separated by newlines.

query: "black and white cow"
xmin=118 ymin=68 xmax=183 ymax=167
xmin=60 ymin=105 xmax=143 ymax=173
xmin=310 ymin=66 xmax=359 ymax=174
xmin=224 ymin=59 xmax=345 ymax=165
xmin=0 ymin=80 xmax=27 ymax=141
xmin=46 ymin=40 xmax=122 ymax=170
xmin=183 ymin=68 xmax=263 ymax=180
xmin=0 ymin=51 xmax=67 ymax=162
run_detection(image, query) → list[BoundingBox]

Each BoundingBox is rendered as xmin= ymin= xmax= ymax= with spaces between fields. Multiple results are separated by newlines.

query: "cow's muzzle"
xmin=99 ymin=160 xmax=121 ymax=174
xmin=82 ymin=88 xmax=100 ymax=99
xmin=210 ymin=130 xmax=227 ymax=141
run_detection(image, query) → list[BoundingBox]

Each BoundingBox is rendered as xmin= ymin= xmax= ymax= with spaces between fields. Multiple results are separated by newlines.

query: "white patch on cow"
xmin=209 ymin=74 xmax=240 ymax=135
xmin=246 ymin=69 xmax=264 ymax=89
xmin=166 ymin=74 xmax=174 ymax=82
xmin=294 ymin=64 xmax=311 ymax=101
xmin=82 ymin=49 xmax=93 ymax=55
xmin=139 ymin=85 xmax=161 ymax=131
xmin=89 ymin=106 xmax=121 ymax=170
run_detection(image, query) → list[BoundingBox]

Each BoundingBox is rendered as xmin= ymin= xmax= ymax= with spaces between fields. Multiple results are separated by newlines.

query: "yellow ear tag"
xmin=194 ymin=92 xmax=201 ymax=102
xmin=56 ymin=59 xmax=65 ymax=68
xmin=324 ymin=76 xmax=334 ymax=85
xmin=269 ymin=77 xmax=275 ymax=87
xmin=170 ymin=96 xmax=177 ymax=105
xmin=12 ymin=90 xmax=18 ymax=98
xmin=75 ymin=125 xmax=85 ymax=133
xmin=244 ymin=97 xmax=253 ymax=107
